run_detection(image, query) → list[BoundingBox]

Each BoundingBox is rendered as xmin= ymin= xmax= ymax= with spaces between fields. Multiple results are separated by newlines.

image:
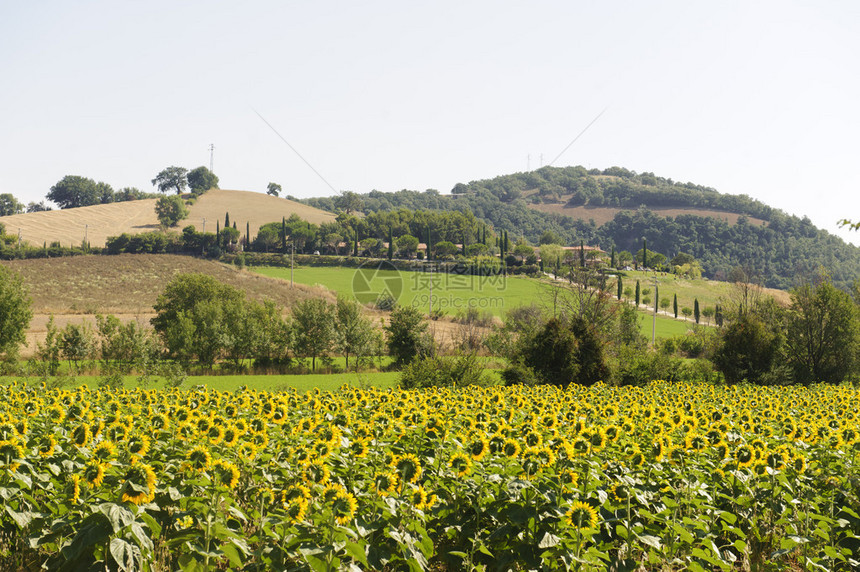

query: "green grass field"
xmin=11 ymin=371 xmax=402 ymax=393
xmin=253 ymin=265 xmax=545 ymax=318
xmin=254 ymin=265 xmax=704 ymax=340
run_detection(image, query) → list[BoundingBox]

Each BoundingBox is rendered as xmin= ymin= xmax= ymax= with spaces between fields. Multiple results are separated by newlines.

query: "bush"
xmin=399 ymin=353 xmax=488 ymax=389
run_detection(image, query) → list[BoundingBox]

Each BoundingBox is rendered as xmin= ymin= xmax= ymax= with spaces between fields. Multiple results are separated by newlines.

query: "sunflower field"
xmin=0 ymin=380 xmax=858 ymax=571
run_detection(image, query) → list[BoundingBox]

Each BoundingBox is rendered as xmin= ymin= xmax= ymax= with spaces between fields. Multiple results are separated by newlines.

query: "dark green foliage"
xmin=187 ymin=166 xmax=218 ymax=195
xmin=635 ymin=281 xmax=640 ymax=306
xmin=616 ymin=276 xmax=622 ymax=300
xmin=512 ymin=318 xmax=579 ymax=387
xmin=155 ymin=195 xmax=189 ymax=228
xmin=694 ymin=298 xmax=700 ymax=324
xmin=673 ymin=294 xmax=678 ymax=318
xmin=0 ymin=265 xmax=32 ymax=361
xmin=570 ymin=317 xmax=610 ymax=385
xmin=106 ymin=232 xmax=183 ymax=255
xmin=399 ymin=353 xmax=487 ymax=389
xmin=712 ymin=315 xmax=783 ymax=385
xmin=47 ymin=175 xmax=114 ymax=209
xmin=290 ymin=298 xmax=334 ymax=371
xmin=784 ymin=280 xmax=860 ymax=383
xmin=385 ymin=305 xmax=431 ymax=368
xmin=151 ymin=166 xmax=188 ymax=195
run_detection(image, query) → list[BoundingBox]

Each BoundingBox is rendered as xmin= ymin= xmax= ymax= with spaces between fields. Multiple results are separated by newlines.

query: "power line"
xmin=252 ymin=108 xmax=338 ymax=194
xmin=548 ymin=107 xmax=608 ymax=167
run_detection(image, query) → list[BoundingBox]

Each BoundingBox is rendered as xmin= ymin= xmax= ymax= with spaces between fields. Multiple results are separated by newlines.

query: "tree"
xmin=47 ymin=175 xmax=103 ymax=209
xmin=701 ymin=307 xmax=715 ymax=325
xmin=187 ymin=166 xmax=219 ymax=194
xmin=660 ymin=298 xmax=670 ymax=312
xmin=673 ymin=294 xmax=678 ymax=318
xmin=616 ymin=276 xmax=623 ymax=300
xmin=291 ymin=298 xmax=334 ymax=371
xmin=635 ymin=281 xmax=641 ymax=306
xmin=26 ymin=201 xmax=52 ymax=213
xmin=784 ymin=279 xmax=860 ymax=384
xmin=151 ymin=273 xmax=246 ymax=366
xmin=0 ymin=265 xmax=32 ymax=361
xmin=0 ymin=194 xmax=24 ymax=216
xmin=693 ymin=298 xmax=700 ymax=324
xmin=681 ymin=307 xmax=692 ymax=320
xmin=151 ymin=166 xmax=188 ymax=195
xmin=385 ymin=304 xmax=431 ymax=368
xmin=713 ymin=314 xmax=782 ymax=385
xmin=267 ymin=182 xmax=281 ymax=197
xmin=395 ymin=235 xmax=419 ymax=259
xmin=155 ymin=195 xmax=189 ymax=228
xmin=434 ymin=241 xmax=459 ymax=259
xmin=508 ymin=318 xmax=578 ymax=387
xmin=539 ymin=230 xmax=562 ymax=245
xmin=334 ymin=191 xmax=364 ymax=215
xmin=59 ymin=323 xmax=95 ymax=371
xmin=334 ymin=296 xmax=376 ymax=370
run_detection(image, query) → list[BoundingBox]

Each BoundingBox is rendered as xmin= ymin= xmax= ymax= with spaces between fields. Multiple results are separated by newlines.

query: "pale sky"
xmin=2 ymin=1 xmax=859 ymax=244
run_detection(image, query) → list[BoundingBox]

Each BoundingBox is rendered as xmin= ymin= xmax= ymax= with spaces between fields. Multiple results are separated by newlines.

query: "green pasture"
xmin=253 ymin=265 xmax=545 ymax=317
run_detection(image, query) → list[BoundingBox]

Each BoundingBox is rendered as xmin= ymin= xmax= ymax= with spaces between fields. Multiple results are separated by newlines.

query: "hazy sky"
xmin=2 ymin=1 xmax=858 ymax=243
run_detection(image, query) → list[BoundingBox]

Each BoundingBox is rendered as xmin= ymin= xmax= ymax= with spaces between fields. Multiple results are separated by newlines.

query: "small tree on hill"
xmin=694 ymin=299 xmax=700 ymax=324
xmin=155 ymin=195 xmax=189 ymax=228
xmin=151 ymin=166 xmax=188 ymax=195
xmin=267 ymin=182 xmax=281 ymax=197
xmin=187 ymin=166 xmax=218 ymax=195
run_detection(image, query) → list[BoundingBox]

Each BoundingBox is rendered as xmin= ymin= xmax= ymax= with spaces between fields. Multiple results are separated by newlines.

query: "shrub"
xmin=399 ymin=353 xmax=488 ymax=389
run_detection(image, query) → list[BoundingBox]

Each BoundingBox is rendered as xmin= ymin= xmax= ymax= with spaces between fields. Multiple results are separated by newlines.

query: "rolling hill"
xmin=0 ymin=189 xmax=335 ymax=248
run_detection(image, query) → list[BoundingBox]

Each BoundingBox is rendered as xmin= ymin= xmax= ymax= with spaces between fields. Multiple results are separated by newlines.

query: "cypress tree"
xmin=579 ymin=240 xmax=585 ymax=267
xmin=642 ymin=238 xmax=648 ymax=269
xmin=635 ymin=280 xmax=641 ymax=306
xmin=655 ymin=285 xmax=659 ymax=311
xmin=281 ymin=217 xmax=286 ymax=251
xmin=354 ymin=230 xmax=359 ymax=257
xmin=246 ymin=222 xmax=250 ymax=249
xmin=539 ymin=259 xmax=544 ymax=272
xmin=610 ymin=246 xmax=616 ymax=268
xmin=673 ymin=293 xmax=678 ymax=318
xmin=388 ymin=227 xmax=394 ymax=260
xmin=715 ymin=304 xmax=723 ymax=327
xmin=225 ymin=212 xmax=230 ymax=228
xmin=216 ymin=220 xmax=220 ymax=249
xmin=617 ymin=276 xmax=623 ymax=300
xmin=694 ymin=298 xmax=700 ymax=324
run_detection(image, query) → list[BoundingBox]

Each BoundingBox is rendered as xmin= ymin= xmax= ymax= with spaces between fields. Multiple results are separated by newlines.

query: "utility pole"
xmin=290 ymin=241 xmax=294 ymax=288
xmin=209 ymin=144 xmax=215 ymax=172
xmin=428 ymin=263 xmax=433 ymax=319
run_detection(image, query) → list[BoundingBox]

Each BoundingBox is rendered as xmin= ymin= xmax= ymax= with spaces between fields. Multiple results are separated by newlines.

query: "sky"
xmin=2 ymin=0 xmax=859 ymax=244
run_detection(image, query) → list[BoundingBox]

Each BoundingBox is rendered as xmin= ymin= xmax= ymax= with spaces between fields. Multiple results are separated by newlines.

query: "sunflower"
xmin=609 ymin=482 xmax=631 ymax=504
xmin=71 ymin=423 xmax=91 ymax=448
xmin=448 ymin=452 xmax=472 ymax=477
xmin=734 ymin=444 xmax=754 ymax=468
xmin=186 ymin=445 xmax=212 ymax=472
xmin=349 ymin=438 xmax=369 ymax=459
xmin=374 ymin=471 xmax=399 ymax=497
xmin=409 ymin=485 xmax=430 ymax=511
xmin=83 ymin=459 xmax=106 ymax=488
xmin=466 ymin=436 xmax=489 ymax=462
xmin=92 ymin=440 xmax=117 ymax=462
xmin=282 ymin=483 xmax=312 ymax=503
xmin=322 ymin=483 xmax=347 ymax=503
xmin=70 ymin=474 xmax=81 ymax=503
xmin=524 ymin=429 xmax=543 ymax=449
xmin=765 ymin=450 xmax=786 ymax=471
xmin=121 ymin=463 xmax=157 ymax=505
xmin=503 ymin=438 xmax=521 ymax=459
xmin=0 ymin=439 xmax=24 ymax=470
xmin=790 ymin=455 xmax=807 ymax=475
xmin=221 ymin=425 xmax=240 ymax=447
xmin=126 ymin=435 xmax=151 ymax=458
xmin=37 ymin=434 xmax=57 ymax=458
xmin=331 ymin=490 xmax=358 ymax=525
xmin=284 ymin=496 xmax=309 ymax=524
xmin=566 ymin=501 xmax=599 ymax=531
xmin=212 ymin=459 xmax=240 ymax=489
xmin=207 ymin=424 xmax=225 ymax=446
xmin=395 ymin=454 xmax=422 ymax=484
xmin=520 ymin=447 xmax=542 ymax=478
xmin=303 ymin=460 xmax=331 ymax=486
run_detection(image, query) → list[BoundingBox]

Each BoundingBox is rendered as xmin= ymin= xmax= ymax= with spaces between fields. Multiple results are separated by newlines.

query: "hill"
xmin=302 ymin=166 xmax=860 ymax=291
xmin=0 ymin=189 xmax=335 ymax=248
xmin=1 ymin=253 xmax=334 ymax=356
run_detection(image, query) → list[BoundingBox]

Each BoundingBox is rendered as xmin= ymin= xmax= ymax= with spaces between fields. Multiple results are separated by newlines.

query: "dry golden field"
xmin=1 ymin=254 xmax=335 ymax=355
xmin=0 ymin=189 xmax=335 ymax=248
